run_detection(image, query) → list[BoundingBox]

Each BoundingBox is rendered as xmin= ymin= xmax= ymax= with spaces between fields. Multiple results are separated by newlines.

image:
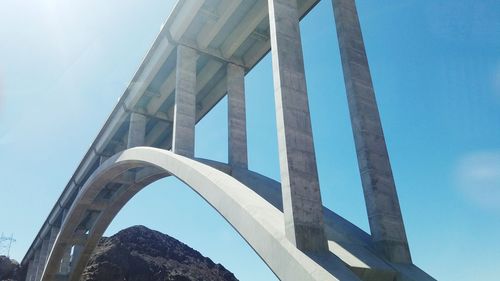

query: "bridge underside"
xmin=40 ymin=148 xmax=433 ymax=281
xmin=22 ymin=0 xmax=322 ymax=266
xmin=21 ymin=0 xmax=436 ymax=280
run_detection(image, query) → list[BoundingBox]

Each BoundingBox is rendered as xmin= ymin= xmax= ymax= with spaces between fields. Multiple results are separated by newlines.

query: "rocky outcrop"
xmin=0 ymin=255 xmax=24 ymax=281
xmin=81 ymin=225 xmax=238 ymax=281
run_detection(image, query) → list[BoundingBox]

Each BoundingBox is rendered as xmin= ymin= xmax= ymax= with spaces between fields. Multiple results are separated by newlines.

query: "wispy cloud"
xmin=455 ymin=151 xmax=500 ymax=212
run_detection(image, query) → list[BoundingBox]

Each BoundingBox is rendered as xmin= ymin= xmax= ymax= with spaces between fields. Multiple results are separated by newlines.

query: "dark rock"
xmin=0 ymin=255 xmax=24 ymax=281
xmin=81 ymin=225 xmax=238 ymax=281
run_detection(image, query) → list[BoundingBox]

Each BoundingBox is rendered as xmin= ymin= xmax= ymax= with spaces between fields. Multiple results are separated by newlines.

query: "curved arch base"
xmin=40 ymin=148 xmax=434 ymax=281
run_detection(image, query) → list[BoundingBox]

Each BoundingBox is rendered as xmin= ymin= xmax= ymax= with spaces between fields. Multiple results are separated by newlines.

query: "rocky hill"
xmin=82 ymin=225 xmax=238 ymax=281
xmin=1 ymin=226 xmax=238 ymax=281
xmin=0 ymin=255 xmax=23 ymax=281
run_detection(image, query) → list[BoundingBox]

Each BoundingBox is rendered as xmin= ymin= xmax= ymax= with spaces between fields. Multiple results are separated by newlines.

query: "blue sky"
xmin=1 ymin=0 xmax=499 ymax=280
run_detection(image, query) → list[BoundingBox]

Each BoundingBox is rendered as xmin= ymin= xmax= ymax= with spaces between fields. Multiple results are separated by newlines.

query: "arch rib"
xmin=41 ymin=147 xmax=359 ymax=281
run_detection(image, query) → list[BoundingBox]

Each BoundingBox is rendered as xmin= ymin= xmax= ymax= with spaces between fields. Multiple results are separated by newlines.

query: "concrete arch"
xmin=40 ymin=147 xmax=359 ymax=281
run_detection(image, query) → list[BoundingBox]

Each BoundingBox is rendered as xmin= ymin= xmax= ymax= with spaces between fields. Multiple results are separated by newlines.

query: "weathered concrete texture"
xmin=41 ymin=148 xmax=362 ymax=281
xmin=172 ymin=45 xmax=198 ymax=158
xmin=59 ymin=247 xmax=71 ymax=274
xmin=35 ymin=238 xmax=51 ymax=281
xmin=268 ymin=0 xmax=327 ymax=252
xmin=70 ymin=245 xmax=84 ymax=272
xmin=127 ymin=113 xmax=146 ymax=148
xmin=227 ymin=63 xmax=248 ymax=170
xmin=33 ymin=227 xmax=59 ymax=281
xmin=40 ymin=147 xmax=436 ymax=281
xmin=59 ymin=210 xmax=71 ymax=275
xmin=30 ymin=250 xmax=40 ymax=281
xmin=22 ymin=0 xmax=324 ymax=269
xmin=25 ymin=258 xmax=35 ymax=281
xmin=331 ymin=0 xmax=411 ymax=263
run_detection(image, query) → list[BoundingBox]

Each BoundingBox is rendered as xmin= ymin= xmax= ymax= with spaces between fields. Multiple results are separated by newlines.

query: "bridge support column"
xmin=59 ymin=209 xmax=71 ymax=274
xmin=267 ymin=0 xmax=327 ymax=252
xmin=227 ymin=63 xmax=248 ymax=169
xmin=70 ymin=245 xmax=84 ymax=271
xmin=331 ymin=0 xmax=411 ymax=263
xmin=59 ymin=247 xmax=71 ymax=274
xmin=127 ymin=112 xmax=146 ymax=148
xmin=34 ymin=238 xmax=49 ymax=281
xmin=25 ymin=257 xmax=35 ymax=281
xmin=172 ymin=45 xmax=198 ymax=157
xmin=47 ymin=226 xmax=60 ymax=259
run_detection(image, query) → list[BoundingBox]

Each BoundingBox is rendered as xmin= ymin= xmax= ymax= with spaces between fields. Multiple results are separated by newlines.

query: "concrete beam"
xmin=197 ymin=0 xmax=241 ymax=49
xmin=221 ymin=1 xmax=268 ymax=59
xmin=148 ymin=59 xmax=223 ymax=118
xmin=123 ymin=39 xmax=175 ymax=109
xmin=127 ymin=112 xmax=147 ymax=148
xmin=94 ymin=105 xmax=127 ymax=155
xmin=172 ymin=45 xmax=198 ymax=157
xmin=268 ymin=0 xmax=327 ymax=252
xmin=168 ymin=1 xmax=204 ymax=41
xmin=331 ymin=0 xmax=411 ymax=263
xmin=227 ymin=63 xmax=248 ymax=169
xmin=146 ymin=71 xmax=176 ymax=115
xmin=145 ymin=121 xmax=172 ymax=147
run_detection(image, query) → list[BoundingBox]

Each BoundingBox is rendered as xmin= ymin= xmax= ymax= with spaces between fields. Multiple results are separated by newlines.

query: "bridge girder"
xmin=21 ymin=0 xmax=437 ymax=280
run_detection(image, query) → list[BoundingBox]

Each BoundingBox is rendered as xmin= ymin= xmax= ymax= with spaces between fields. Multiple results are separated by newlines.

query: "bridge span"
xmin=21 ymin=0 xmax=436 ymax=280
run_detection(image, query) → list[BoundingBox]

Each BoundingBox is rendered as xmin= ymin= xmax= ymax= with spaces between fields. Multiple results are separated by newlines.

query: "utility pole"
xmin=0 ymin=233 xmax=16 ymax=257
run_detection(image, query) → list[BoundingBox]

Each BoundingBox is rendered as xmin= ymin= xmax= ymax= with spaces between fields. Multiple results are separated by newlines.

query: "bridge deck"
xmin=23 ymin=0 xmax=320 ymax=265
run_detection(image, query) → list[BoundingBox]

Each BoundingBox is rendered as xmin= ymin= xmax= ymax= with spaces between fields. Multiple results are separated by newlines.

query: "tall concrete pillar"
xmin=59 ymin=209 xmax=71 ymax=274
xmin=70 ymin=245 xmax=84 ymax=271
xmin=331 ymin=0 xmax=411 ymax=263
xmin=29 ymin=247 xmax=40 ymax=281
xmin=36 ymin=237 xmax=50 ymax=280
xmin=268 ymin=0 xmax=327 ymax=252
xmin=59 ymin=246 xmax=71 ymax=274
xmin=25 ymin=258 xmax=35 ymax=281
xmin=227 ymin=63 xmax=248 ymax=169
xmin=127 ymin=112 xmax=147 ymax=148
xmin=34 ymin=227 xmax=60 ymax=281
xmin=172 ymin=45 xmax=198 ymax=157
xmin=47 ymin=226 xmax=59 ymax=258
xmin=35 ymin=237 xmax=50 ymax=281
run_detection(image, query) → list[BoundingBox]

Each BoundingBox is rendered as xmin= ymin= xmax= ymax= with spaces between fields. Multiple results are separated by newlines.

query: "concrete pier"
xmin=25 ymin=257 xmax=35 ymax=281
xmin=268 ymin=0 xmax=327 ymax=252
xmin=47 ymin=227 xmax=59 ymax=259
xmin=331 ymin=0 xmax=411 ymax=263
xmin=227 ymin=63 xmax=248 ymax=170
xmin=70 ymin=245 xmax=84 ymax=271
xmin=127 ymin=113 xmax=146 ymax=148
xmin=31 ymin=248 xmax=41 ymax=281
xmin=172 ymin=45 xmax=198 ymax=158
xmin=35 ymin=238 xmax=50 ymax=281
xmin=59 ymin=247 xmax=71 ymax=274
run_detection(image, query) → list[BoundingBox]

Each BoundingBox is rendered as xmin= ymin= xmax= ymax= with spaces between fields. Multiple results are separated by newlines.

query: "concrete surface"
xmin=331 ymin=0 xmax=411 ymax=263
xmin=268 ymin=0 xmax=327 ymax=252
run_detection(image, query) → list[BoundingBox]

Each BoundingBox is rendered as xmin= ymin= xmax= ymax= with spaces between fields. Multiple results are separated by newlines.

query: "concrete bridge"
xmin=21 ymin=0 xmax=436 ymax=280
